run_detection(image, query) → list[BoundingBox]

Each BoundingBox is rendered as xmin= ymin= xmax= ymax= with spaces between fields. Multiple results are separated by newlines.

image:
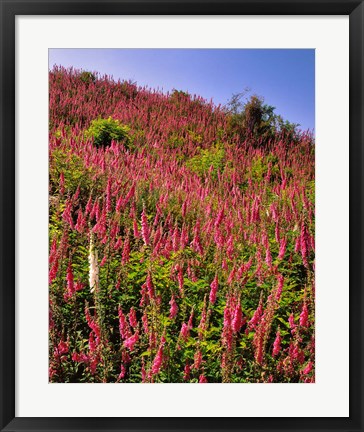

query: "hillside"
xmin=49 ymin=67 xmax=315 ymax=383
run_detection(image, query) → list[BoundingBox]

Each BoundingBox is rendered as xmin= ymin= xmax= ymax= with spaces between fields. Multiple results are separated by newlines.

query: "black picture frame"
xmin=1 ymin=1 xmax=363 ymax=431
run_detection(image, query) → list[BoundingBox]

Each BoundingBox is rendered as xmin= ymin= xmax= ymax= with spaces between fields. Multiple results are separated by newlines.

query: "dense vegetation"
xmin=49 ymin=66 xmax=315 ymax=383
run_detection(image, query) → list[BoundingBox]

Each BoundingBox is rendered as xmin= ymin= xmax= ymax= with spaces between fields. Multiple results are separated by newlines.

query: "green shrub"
xmin=49 ymin=149 xmax=97 ymax=196
xmin=188 ymin=129 xmax=203 ymax=144
xmin=86 ymin=117 xmax=131 ymax=148
xmin=167 ymin=132 xmax=185 ymax=149
xmin=186 ymin=144 xmax=225 ymax=180
xmin=79 ymin=71 xmax=96 ymax=84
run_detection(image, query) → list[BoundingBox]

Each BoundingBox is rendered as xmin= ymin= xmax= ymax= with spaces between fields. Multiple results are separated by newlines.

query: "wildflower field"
xmin=49 ymin=67 xmax=315 ymax=383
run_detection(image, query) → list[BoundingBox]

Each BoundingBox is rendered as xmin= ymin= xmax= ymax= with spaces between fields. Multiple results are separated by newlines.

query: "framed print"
xmin=0 ymin=1 xmax=363 ymax=432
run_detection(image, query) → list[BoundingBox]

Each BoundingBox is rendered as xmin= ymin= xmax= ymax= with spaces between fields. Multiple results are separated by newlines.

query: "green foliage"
xmin=79 ymin=71 xmax=96 ymax=84
xmin=225 ymin=93 xmax=301 ymax=146
xmin=187 ymin=129 xmax=203 ymax=144
xmin=49 ymin=68 xmax=315 ymax=384
xmin=86 ymin=117 xmax=131 ymax=148
xmin=275 ymin=115 xmax=301 ymax=142
xmin=119 ymin=80 xmax=138 ymax=100
xmin=249 ymin=154 xmax=280 ymax=183
xmin=186 ymin=144 xmax=225 ymax=179
xmin=49 ymin=149 xmax=96 ymax=196
xmin=169 ymin=89 xmax=192 ymax=116
xmin=224 ymin=87 xmax=251 ymax=115
xmin=170 ymin=89 xmax=190 ymax=103
xmin=167 ymin=132 xmax=185 ymax=149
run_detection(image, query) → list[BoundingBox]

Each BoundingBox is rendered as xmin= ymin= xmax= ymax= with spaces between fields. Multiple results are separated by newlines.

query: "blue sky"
xmin=49 ymin=49 xmax=315 ymax=132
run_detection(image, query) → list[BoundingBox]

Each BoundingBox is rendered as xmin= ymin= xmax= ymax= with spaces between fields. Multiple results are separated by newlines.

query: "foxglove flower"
xmin=209 ymin=274 xmax=218 ymax=304
xmin=272 ymin=329 xmax=282 ymax=357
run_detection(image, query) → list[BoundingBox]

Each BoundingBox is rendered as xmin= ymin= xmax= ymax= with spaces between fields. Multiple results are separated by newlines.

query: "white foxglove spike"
xmin=88 ymin=232 xmax=99 ymax=294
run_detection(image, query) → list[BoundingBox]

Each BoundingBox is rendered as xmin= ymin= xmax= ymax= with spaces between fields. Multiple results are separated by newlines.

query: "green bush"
xmin=167 ymin=132 xmax=185 ymax=149
xmin=79 ymin=71 xmax=96 ymax=84
xmin=186 ymin=144 xmax=225 ymax=180
xmin=86 ymin=117 xmax=131 ymax=148
xmin=225 ymin=93 xmax=300 ymax=146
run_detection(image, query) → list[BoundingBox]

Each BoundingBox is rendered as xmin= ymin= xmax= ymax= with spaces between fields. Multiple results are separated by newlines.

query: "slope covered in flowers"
xmin=49 ymin=67 xmax=315 ymax=383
